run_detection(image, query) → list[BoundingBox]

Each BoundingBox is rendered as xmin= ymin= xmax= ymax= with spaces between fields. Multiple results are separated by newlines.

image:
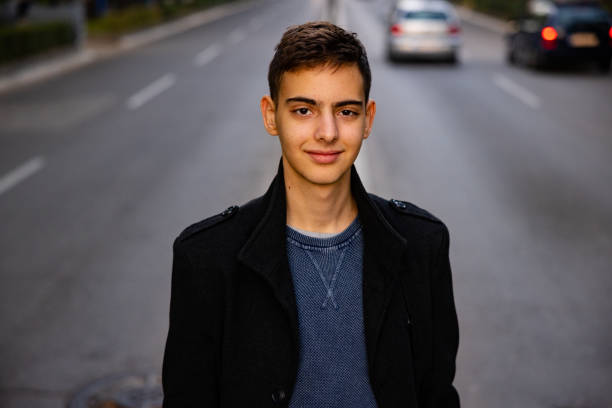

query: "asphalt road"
xmin=1 ymin=0 xmax=611 ymax=407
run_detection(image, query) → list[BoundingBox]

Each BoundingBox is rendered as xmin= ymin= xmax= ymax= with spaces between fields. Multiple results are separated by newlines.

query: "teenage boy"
xmin=162 ymin=21 xmax=460 ymax=408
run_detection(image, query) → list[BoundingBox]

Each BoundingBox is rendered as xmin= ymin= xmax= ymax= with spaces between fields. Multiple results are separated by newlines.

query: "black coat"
xmin=162 ymin=163 xmax=460 ymax=408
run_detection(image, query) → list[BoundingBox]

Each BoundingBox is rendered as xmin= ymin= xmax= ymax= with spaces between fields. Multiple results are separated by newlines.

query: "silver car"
xmin=387 ymin=0 xmax=462 ymax=63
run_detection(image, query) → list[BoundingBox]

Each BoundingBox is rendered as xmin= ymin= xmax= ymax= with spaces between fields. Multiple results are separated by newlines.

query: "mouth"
xmin=306 ymin=150 xmax=343 ymax=164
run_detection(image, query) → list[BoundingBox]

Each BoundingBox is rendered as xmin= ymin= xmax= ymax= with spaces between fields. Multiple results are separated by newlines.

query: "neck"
xmin=283 ymin=162 xmax=357 ymax=234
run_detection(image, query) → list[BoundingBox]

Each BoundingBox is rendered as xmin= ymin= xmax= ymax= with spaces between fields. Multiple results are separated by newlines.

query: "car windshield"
xmin=556 ymin=6 xmax=609 ymax=25
xmin=398 ymin=10 xmax=448 ymax=20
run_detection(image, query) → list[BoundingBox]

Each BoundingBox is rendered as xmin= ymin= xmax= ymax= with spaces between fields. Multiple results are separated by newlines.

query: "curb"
xmin=456 ymin=6 xmax=512 ymax=35
xmin=0 ymin=0 xmax=257 ymax=94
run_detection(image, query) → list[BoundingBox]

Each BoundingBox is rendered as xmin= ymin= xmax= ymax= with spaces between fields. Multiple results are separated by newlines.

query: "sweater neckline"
xmin=286 ymin=217 xmax=361 ymax=249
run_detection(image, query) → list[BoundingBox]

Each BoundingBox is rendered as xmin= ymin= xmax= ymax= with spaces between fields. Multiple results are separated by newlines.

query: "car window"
xmin=556 ymin=6 xmax=609 ymax=25
xmin=520 ymin=18 xmax=546 ymax=32
xmin=397 ymin=10 xmax=448 ymax=20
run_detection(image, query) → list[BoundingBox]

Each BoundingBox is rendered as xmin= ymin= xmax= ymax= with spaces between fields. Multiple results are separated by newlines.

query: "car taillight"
xmin=609 ymin=26 xmax=612 ymax=39
xmin=541 ymin=26 xmax=558 ymax=41
xmin=391 ymin=24 xmax=402 ymax=36
xmin=448 ymin=25 xmax=460 ymax=35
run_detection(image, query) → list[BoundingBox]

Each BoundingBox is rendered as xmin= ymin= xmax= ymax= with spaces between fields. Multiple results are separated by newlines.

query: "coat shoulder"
xmin=175 ymin=206 xmax=238 ymax=244
xmin=173 ymin=195 xmax=265 ymax=251
xmin=368 ymin=194 xmax=448 ymax=237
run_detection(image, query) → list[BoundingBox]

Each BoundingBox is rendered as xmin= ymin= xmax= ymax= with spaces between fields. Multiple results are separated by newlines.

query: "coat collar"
xmin=237 ymin=160 xmax=408 ymax=367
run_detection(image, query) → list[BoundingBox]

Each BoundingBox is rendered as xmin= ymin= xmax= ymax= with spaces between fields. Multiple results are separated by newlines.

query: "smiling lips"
xmin=306 ymin=150 xmax=343 ymax=164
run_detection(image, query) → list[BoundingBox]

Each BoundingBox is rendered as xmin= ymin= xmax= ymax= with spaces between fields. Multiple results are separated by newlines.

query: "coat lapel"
xmin=237 ymin=162 xmax=299 ymax=344
xmin=351 ymin=168 xmax=408 ymax=373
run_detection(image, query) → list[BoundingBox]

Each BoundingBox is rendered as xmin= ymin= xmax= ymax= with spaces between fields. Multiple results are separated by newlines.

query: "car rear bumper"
xmin=388 ymin=35 xmax=460 ymax=57
xmin=540 ymin=40 xmax=612 ymax=61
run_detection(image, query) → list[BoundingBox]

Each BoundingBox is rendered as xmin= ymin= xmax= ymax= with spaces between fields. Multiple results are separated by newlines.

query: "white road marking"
xmin=0 ymin=156 xmax=45 ymax=196
xmin=126 ymin=73 xmax=176 ymax=110
xmin=0 ymin=50 xmax=96 ymax=94
xmin=194 ymin=44 xmax=221 ymax=67
xmin=228 ymin=28 xmax=246 ymax=44
xmin=493 ymin=74 xmax=541 ymax=110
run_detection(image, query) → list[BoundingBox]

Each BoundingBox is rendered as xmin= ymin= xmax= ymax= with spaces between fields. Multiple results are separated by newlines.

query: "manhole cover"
xmin=69 ymin=372 xmax=162 ymax=408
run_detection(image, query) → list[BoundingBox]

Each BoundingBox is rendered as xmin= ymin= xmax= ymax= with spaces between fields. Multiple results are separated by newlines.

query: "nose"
xmin=315 ymin=111 xmax=338 ymax=143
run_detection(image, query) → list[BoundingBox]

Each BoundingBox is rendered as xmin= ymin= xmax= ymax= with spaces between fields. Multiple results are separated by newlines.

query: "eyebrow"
xmin=285 ymin=97 xmax=364 ymax=108
xmin=335 ymin=100 xmax=364 ymax=108
xmin=285 ymin=97 xmax=316 ymax=105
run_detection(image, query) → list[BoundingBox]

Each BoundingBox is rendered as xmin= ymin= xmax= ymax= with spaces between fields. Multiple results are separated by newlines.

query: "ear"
xmin=260 ymin=95 xmax=279 ymax=136
xmin=363 ymin=99 xmax=376 ymax=140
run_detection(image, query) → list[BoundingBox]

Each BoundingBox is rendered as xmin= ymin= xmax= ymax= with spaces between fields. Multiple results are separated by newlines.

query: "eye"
xmin=294 ymin=107 xmax=312 ymax=116
xmin=339 ymin=109 xmax=358 ymax=117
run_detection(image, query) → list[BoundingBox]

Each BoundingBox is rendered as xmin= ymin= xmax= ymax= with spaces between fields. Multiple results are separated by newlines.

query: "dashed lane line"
xmin=493 ymin=74 xmax=541 ymax=110
xmin=194 ymin=44 xmax=221 ymax=67
xmin=228 ymin=28 xmax=246 ymax=44
xmin=0 ymin=156 xmax=45 ymax=197
xmin=126 ymin=73 xmax=176 ymax=110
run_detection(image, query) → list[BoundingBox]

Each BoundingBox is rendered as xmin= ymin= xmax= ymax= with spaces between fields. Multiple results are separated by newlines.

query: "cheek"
xmin=281 ymin=120 xmax=315 ymax=142
xmin=277 ymin=122 xmax=312 ymax=151
xmin=341 ymin=120 xmax=367 ymax=141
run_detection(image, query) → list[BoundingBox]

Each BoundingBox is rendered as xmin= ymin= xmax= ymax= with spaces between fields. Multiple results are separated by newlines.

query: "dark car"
xmin=506 ymin=0 xmax=612 ymax=72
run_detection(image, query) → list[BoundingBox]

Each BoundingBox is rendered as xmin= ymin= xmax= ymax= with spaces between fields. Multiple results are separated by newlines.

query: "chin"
xmin=306 ymin=175 xmax=342 ymax=186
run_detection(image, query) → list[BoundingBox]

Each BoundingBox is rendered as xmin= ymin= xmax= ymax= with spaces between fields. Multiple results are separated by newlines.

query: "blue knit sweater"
xmin=286 ymin=218 xmax=378 ymax=408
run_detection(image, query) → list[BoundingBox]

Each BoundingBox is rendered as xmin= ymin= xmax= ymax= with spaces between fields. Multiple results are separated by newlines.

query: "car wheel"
xmin=507 ymin=51 xmax=516 ymax=65
xmin=387 ymin=47 xmax=399 ymax=63
xmin=532 ymin=52 xmax=547 ymax=70
xmin=506 ymin=42 xmax=517 ymax=65
xmin=515 ymin=48 xmax=525 ymax=66
xmin=387 ymin=52 xmax=397 ymax=63
xmin=597 ymin=57 xmax=611 ymax=73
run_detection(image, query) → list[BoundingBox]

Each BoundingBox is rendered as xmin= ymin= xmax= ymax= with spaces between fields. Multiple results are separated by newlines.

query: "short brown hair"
xmin=268 ymin=21 xmax=371 ymax=103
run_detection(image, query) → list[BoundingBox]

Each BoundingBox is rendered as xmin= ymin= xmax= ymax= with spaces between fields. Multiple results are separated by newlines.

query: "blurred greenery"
xmin=0 ymin=0 xmax=75 ymax=5
xmin=455 ymin=0 xmax=525 ymax=19
xmin=87 ymin=4 xmax=164 ymax=37
xmin=0 ymin=0 xmax=235 ymax=64
xmin=87 ymin=0 xmax=233 ymax=38
xmin=0 ymin=20 xmax=75 ymax=63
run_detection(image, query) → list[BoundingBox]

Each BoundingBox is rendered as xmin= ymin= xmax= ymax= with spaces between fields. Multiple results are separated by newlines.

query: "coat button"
xmin=271 ymin=389 xmax=287 ymax=404
xmin=221 ymin=205 xmax=238 ymax=216
xmin=391 ymin=199 xmax=407 ymax=210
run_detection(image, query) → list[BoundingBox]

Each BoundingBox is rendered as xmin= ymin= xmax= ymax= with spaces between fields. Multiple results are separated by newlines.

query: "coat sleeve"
xmin=425 ymin=225 xmax=460 ymax=407
xmin=162 ymin=239 xmax=221 ymax=407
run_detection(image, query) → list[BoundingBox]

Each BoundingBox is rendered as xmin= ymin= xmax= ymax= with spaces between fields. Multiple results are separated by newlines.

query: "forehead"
xmin=278 ymin=63 xmax=365 ymax=101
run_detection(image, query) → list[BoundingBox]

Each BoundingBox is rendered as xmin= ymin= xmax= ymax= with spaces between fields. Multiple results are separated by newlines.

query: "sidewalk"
xmin=0 ymin=0 xmax=257 ymax=94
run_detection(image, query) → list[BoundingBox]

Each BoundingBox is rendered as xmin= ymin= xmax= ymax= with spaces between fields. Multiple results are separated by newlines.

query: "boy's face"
xmin=261 ymin=63 xmax=376 ymax=187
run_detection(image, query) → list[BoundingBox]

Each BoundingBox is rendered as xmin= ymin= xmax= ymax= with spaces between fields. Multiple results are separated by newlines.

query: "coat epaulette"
xmin=176 ymin=205 xmax=239 ymax=243
xmin=388 ymin=198 xmax=442 ymax=224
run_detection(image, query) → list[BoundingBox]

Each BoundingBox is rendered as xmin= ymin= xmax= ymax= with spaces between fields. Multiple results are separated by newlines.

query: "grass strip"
xmin=87 ymin=0 xmax=233 ymax=39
